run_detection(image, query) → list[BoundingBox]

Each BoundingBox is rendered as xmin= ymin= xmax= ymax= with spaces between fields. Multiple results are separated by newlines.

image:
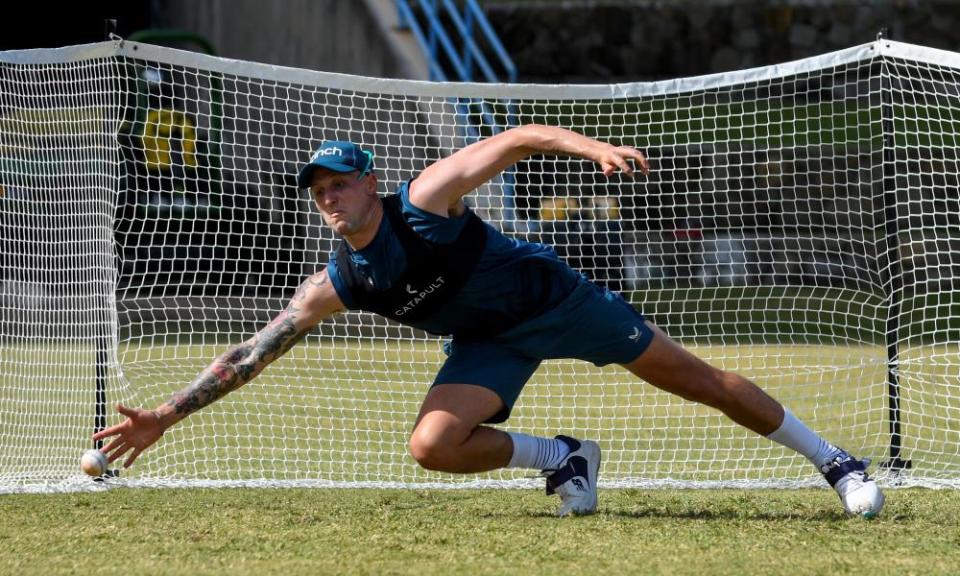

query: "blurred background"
xmin=2 ymin=1 xmax=956 ymax=81
xmin=2 ymin=0 xmax=959 ymax=330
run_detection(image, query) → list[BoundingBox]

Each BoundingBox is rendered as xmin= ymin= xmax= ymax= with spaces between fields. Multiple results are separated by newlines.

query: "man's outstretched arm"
xmin=408 ymin=124 xmax=650 ymax=217
xmin=93 ymin=270 xmax=344 ymax=468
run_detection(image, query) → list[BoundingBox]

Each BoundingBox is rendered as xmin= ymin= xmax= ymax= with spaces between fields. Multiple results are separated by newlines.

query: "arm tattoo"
xmin=291 ymin=273 xmax=328 ymax=305
xmin=167 ymin=306 xmax=313 ymax=416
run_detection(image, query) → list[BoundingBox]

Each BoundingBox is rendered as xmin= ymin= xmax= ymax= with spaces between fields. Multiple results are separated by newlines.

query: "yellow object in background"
xmin=539 ymin=197 xmax=579 ymax=221
xmin=590 ymin=196 xmax=620 ymax=220
xmin=141 ymin=109 xmax=198 ymax=171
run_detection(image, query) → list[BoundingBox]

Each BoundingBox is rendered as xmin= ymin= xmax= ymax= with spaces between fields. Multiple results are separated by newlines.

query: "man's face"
xmin=309 ymin=169 xmax=379 ymax=236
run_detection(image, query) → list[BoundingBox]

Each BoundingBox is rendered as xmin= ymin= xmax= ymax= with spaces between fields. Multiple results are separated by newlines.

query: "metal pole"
xmin=94 ymin=19 xmax=120 ymax=480
xmin=876 ymin=29 xmax=911 ymax=476
xmin=95 ymin=18 xmax=117 ymax=453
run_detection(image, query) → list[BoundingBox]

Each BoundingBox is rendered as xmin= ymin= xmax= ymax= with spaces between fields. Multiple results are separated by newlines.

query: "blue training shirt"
xmin=326 ymin=181 xmax=580 ymax=337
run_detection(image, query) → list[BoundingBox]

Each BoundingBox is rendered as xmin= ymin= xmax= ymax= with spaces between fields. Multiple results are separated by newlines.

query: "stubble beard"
xmin=330 ymin=215 xmax=361 ymax=236
xmin=327 ymin=205 xmax=370 ymax=237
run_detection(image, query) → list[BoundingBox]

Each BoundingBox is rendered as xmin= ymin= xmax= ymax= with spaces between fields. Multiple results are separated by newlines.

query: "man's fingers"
xmin=93 ymin=404 xmax=140 ymax=440
xmin=631 ymin=150 xmax=650 ymax=174
xmin=601 ymin=147 xmax=650 ymax=178
xmin=116 ymin=404 xmax=139 ymax=418
xmin=620 ymin=148 xmax=650 ymax=176
xmin=92 ymin=420 xmax=128 ymax=441
xmin=108 ymin=443 xmax=133 ymax=464
xmin=613 ymin=155 xmax=634 ymax=177
xmin=124 ymin=448 xmax=143 ymax=468
xmin=102 ymin=436 xmax=125 ymax=455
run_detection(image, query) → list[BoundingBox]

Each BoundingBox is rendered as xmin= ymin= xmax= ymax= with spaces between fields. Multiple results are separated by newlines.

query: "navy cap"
xmin=297 ymin=141 xmax=374 ymax=188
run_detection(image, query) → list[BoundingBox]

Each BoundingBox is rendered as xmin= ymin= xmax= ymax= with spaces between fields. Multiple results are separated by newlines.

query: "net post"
xmin=94 ymin=342 xmax=108 ymax=451
xmin=876 ymin=40 xmax=912 ymax=479
xmin=104 ymin=19 xmax=117 ymax=41
xmin=93 ymin=336 xmax=119 ymax=480
xmin=93 ymin=18 xmax=121 ymax=481
xmin=94 ymin=17 xmax=117 ymax=454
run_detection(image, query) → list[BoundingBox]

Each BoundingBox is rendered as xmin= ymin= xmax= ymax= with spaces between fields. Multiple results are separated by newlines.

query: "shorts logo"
xmin=628 ymin=326 xmax=643 ymax=341
xmin=571 ymin=478 xmax=586 ymax=492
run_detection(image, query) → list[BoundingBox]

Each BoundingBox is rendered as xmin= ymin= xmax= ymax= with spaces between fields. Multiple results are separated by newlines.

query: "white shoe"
xmin=542 ymin=436 xmax=601 ymax=517
xmin=821 ymin=451 xmax=885 ymax=519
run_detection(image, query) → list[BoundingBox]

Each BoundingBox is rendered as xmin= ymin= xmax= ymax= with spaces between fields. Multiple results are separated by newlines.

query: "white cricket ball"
xmin=80 ymin=449 xmax=108 ymax=477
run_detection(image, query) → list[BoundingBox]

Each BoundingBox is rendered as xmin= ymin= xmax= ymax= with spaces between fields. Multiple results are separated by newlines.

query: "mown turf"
xmin=1 ymin=488 xmax=959 ymax=576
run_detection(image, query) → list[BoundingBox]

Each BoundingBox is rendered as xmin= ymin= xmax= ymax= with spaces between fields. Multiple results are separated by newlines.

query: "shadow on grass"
xmin=514 ymin=504 xmax=865 ymax=522
xmin=592 ymin=507 xmax=843 ymax=521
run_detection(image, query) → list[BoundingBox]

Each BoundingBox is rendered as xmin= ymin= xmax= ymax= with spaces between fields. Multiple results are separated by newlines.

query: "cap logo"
xmin=312 ymin=147 xmax=343 ymax=160
xmin=299 ymin=141 xmax=373 ymax=188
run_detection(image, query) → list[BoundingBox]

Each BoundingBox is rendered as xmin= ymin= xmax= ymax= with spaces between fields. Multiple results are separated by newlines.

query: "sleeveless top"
xmin=326 ymin=182 xmax=580 ymax=340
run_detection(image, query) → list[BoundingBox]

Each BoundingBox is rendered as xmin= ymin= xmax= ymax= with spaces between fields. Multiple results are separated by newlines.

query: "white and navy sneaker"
xmin=821 ymin=451 xmax=885 ymax=519
xmin=542 ymin=435 xmax=601 ymax=517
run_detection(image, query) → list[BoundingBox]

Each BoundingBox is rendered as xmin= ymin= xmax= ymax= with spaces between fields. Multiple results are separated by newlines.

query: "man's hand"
xmin=92 ymin=404 xmax=166 ymax=468
xmin=595 ymin=145 xmax=650 ymax=178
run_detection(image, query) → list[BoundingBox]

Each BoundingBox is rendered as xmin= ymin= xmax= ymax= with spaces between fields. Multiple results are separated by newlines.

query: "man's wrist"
xmin=153 ymin=407 xmax=178 ymax=431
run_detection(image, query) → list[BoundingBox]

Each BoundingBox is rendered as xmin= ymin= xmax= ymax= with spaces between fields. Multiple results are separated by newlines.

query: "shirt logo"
xmin=394 ymin=276 xmax=445 ymax=316
xmin=628 ymin=326 xmax=643 ymax=341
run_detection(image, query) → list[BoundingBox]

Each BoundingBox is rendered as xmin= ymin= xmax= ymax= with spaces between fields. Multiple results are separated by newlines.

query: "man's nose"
xmin=323 ymin=190 xmax=339 ymax=205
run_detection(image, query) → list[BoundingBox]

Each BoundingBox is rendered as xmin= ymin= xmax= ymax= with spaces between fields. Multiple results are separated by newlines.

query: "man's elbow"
xmin=505 ymin=124 xmax=554 ymax=152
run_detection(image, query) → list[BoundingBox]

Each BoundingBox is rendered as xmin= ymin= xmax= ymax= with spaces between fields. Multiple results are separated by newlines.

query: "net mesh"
xmin=0 ymin=40 xmax=958 ymax=492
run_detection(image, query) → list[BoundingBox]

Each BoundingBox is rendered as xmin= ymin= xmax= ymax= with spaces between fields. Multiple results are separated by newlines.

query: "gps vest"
xmin=334 ymin=194 xmax=487 ymax=328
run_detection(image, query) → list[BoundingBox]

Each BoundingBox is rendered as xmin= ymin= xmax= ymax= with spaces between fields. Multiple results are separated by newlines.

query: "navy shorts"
xmin=433 ymin=280 xmax=655 ymax=423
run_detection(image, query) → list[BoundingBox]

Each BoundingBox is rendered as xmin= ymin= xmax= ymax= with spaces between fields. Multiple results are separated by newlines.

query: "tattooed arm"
xmin=93 ymin=269 xmax=344 ymax=468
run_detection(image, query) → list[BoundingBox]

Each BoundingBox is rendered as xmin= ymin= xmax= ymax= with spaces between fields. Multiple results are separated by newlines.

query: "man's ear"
xmin=364 ymin=173 xmax=378 ymax=195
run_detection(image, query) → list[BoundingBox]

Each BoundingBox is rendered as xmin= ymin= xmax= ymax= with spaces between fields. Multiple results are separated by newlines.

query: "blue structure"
xmin=395 ymin=0 xmax=521 ymax=227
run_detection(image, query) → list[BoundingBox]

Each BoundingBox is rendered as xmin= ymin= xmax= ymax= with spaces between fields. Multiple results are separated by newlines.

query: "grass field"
xmin=2 ymin=337 xmax=960 ymax=574
xmin=2 ymin=488 xmax=960 ymax=575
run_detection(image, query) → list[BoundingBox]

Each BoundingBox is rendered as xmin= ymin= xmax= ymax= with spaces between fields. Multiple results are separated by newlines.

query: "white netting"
xmin=0 ymin=39 xmax=958 ymax=493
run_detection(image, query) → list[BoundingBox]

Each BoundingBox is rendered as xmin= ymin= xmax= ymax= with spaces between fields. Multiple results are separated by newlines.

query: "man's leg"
xmin=408 ymin=382 xmax=599 ymax=516
xmin=623 ymin=321 xmax=884 ymax=517
xmin=409 ymin=383 xmax=578 ymax=474
xmin=409 ymin=383 xmax=513 ymax=473
xmin=622 ymin=323 xmax=785 ymax=435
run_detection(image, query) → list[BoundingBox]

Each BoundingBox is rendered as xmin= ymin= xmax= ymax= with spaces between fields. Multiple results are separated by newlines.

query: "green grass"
xmin=2 ymin=336 xmax=960 ymax=574
xmin=1 ymin=488 xmax=959 ymax=575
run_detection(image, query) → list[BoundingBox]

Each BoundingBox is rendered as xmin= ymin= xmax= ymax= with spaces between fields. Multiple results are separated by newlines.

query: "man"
xmin=94 ymin=125 xmax=884 ymax=518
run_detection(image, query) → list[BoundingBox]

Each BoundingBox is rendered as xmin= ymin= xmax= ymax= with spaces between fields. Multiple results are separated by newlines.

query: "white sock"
xmin=506 ymin=432 xmax=571 ymax=470
xmin=766 ymin=409 xmax=843 ymax=469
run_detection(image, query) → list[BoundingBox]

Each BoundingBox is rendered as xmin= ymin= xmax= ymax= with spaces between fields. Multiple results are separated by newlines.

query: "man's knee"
xmin=408 ymin=423 xmax=465 ymax=472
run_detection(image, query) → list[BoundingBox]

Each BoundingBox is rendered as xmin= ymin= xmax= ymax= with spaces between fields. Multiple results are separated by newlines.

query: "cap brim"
xmin=297 ymin=160 xmax=358 ymax=188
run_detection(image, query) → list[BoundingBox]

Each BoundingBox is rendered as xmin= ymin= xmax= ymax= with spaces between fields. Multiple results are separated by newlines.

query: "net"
xmin=1 ymin=39 xmax=958 ymax=493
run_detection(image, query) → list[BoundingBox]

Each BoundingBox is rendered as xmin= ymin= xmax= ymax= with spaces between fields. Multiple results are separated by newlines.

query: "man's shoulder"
xmin=393 ymin=182 xmax=475 ymax=245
